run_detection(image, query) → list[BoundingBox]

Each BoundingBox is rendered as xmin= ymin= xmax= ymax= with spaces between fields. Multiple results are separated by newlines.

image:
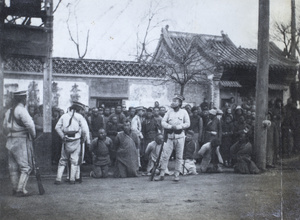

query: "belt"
xmin=165 ymin=129 xmax=183 ymax=135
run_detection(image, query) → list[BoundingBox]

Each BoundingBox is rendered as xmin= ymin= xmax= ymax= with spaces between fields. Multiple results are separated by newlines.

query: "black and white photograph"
xmin=0 ymin=0 xmax=300 ymax=219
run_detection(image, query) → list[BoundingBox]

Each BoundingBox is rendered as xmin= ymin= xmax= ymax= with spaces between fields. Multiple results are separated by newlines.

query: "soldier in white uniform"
xmin=3 ymin=91 xmax=36 ymax=197
xmin=54 ymin=101 xmax=90 ymax=184
xmin=155 ymin=94 xmax=190 ymax=182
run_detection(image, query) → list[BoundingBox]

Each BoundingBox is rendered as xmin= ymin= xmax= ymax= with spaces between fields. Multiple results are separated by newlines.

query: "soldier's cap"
xmin=135 ymin=106 xmax=144 ymax=111
xmin=209 ymin=109 xmax=217 ymax=115
xmin=72 ymin=101 xmax=86 ymax=109
xmin=173 ymin=94 xmax=185 ymax=102
xmin=13 ymin=90 xmax=27 ymax=97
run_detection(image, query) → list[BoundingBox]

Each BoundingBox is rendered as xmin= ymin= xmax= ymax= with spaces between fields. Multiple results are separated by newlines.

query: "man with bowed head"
xmin=155 ymin=94 xmax=190 ymax=182
xmin=89 ymin=128 xmax=113 ymax=178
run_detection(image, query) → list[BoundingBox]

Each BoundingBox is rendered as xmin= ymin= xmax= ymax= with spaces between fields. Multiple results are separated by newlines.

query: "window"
xmin=96 ymin=98 xmax=123 ymax=108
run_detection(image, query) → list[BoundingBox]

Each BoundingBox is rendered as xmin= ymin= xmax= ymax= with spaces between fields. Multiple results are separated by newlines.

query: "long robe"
xmin=230 ymin=141 xmax=259 ymax=174
xmin=114 ymin=131 xmax=139 ymax=177
xmin=266 ymin=122 xmax=275 ymax=166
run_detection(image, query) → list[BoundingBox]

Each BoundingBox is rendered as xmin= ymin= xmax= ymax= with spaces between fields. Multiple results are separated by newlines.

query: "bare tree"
xmin=272 ymin=21 xmax=300 ymax=58
xmin=271 ymin=1 xmax=300 ymax=58
xmin=66 ymin=1 xmax=90 ymax=59
xmin=135 ymin=1 xmax=168 ymax=62
xmin=153 ymin=35 xmax=214 ymax=96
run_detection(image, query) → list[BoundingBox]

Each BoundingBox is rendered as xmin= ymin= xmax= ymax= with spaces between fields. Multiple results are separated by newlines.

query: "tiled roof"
xmin=220 ymin=80 xmax=242 ymax=88
xmin=154 ymin=27 xmax=298 ymax=72
xmin=3 ymin=56 xmax=166 ymax=78
xmin=269 ymin=83 xmax=289 ymax=90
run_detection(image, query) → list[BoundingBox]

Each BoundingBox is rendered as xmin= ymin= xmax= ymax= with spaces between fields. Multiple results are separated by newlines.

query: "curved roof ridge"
xmin=52 ymin=57 xmax=164 ymax=66
xmin=168 ymin=30 xmax=223 ymax=39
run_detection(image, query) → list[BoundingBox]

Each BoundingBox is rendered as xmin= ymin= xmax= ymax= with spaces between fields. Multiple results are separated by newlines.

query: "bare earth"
xmin=0 ymin=158 xmax=300 ymax=220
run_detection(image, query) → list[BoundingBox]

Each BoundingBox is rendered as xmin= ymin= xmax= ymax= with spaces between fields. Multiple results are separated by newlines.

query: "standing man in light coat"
xmin=3 ymin=91 xmax=36 ymax=197
xmin=54 ymin=101 xmax=90 ymax=184
xmin=131 ymin=106 xmax=144 ymax=169
xmin=155 ymin=94 xmax=190 ymax=182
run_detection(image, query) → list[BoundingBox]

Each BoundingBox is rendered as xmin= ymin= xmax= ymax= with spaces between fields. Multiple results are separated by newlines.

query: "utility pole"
xmin=40 ymin=0 xmax=53 ymax=172
xmin=254 ymin=0 xmax=270 ymax=170
xmin=291 ymin=0 xmax=296 ymax=59
xmin=43 ymin=0 xmax=53 ymax=134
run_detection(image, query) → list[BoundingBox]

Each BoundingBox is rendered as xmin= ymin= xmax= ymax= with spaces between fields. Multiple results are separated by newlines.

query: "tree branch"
xmin=53 ymin=0 xmax=63 ymax=14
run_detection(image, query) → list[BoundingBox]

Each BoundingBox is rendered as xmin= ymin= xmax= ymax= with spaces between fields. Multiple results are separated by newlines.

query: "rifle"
xmin=182 ymin=160 xmax=189 ymax=175
xmin=32 ymin=134 xmax=45 ymax=195
xmin=150 ymin=142 xmax=164 ymax=181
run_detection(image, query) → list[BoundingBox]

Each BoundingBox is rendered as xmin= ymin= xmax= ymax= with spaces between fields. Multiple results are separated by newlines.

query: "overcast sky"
xmin=52 ymin=0 xmax=293 ymax=61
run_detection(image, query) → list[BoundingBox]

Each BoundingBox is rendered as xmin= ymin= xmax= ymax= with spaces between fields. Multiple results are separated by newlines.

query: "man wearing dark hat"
xmin=54 ymin=101 xmax=90 ymax=184
xmin=3 ymin=90 xmax=36 ymax=196
xmin=155 ymin=94 xmax=190 ymax=182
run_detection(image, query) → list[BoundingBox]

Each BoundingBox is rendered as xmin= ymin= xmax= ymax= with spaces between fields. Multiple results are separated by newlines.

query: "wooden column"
xmin=254 ymin=0 xmax=269 ymax=170
xmin=43 ymin=0 xmax=53 ymax=133
xmin=39 ymin=0 xmax=53 ymax=172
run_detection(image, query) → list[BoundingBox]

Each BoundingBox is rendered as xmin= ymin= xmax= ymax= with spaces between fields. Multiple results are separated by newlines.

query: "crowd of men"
xmin=51 ymin=95 xmax=300 ymax=180
xmin=3 ymin=90 xmax=300 ymax=196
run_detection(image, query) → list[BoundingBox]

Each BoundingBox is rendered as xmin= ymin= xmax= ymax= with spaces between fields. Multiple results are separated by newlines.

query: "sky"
xmin=52 ymin=0 xmax=293 ymax=61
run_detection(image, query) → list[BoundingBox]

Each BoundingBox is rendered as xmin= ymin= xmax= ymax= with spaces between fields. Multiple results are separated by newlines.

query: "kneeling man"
xmin=90 ymin=129 xmax=113 ymax=178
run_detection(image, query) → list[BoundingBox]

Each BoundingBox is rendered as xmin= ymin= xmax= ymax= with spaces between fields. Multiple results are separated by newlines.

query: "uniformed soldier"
xmin=155 ymin=94 xmax=190 ymax=182
xmin=54 ymin=101 xmax=90 ymax=184
xmin=3 ymin=90 xmax=36 ymax=197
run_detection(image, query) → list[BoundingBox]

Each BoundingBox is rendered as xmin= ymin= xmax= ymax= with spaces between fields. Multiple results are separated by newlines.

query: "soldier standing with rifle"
xmin=54 ymin=101 xmax=90 ymax=185
xmin=3 ymin=91 xmax=36 ymax=197
xmin=155 ymin=94 xmax=190 ymax=182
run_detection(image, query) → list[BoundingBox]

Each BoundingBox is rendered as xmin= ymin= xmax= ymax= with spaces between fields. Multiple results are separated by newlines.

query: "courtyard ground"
xmin=0 ymin=156 xmax=300 ymax=220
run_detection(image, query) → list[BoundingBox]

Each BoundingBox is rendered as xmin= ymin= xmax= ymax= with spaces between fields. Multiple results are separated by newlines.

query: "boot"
xmin=173 ymin=171 xmax=180 ymax=182
xmin=154 ymin=170 xmax=165 ymax=181
xmin=70 ymin=164 xmax=77 ymax=184
xmin=76 ymin=166 xmax=80 ymax=179
xmin=16 ymin=173 xmax=32 ymax=197
xmin=76 ymin=166 xmax=82 ymax=183
xmin=10 ymin=171 xmax=19 ymax=193
xmin=22 ymin=175 xmax=30 ymax=194
xmin=55 ymin=165 xmax=65 ymax=183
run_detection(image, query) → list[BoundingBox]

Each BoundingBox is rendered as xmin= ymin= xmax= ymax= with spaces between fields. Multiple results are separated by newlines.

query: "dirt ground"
xmin=1 ymin=158 xmax=300 ymax=220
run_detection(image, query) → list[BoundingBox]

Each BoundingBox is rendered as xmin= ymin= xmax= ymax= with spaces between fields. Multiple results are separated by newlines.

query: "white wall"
xmin=4 ymin=79 xmax=89 ymax=112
